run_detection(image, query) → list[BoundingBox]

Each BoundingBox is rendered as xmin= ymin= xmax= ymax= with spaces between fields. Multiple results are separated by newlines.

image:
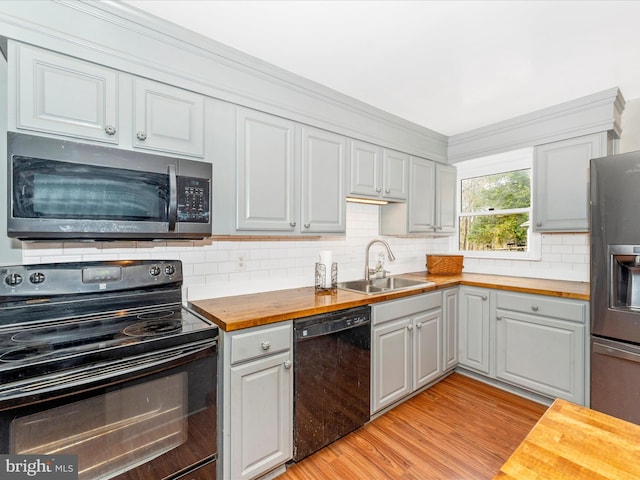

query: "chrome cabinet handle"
xmin=136 ymin=131 xmax=147 ymax=141
xmin=261 ymin=341 xmax=271 ymax=351
xmin=536 ymin=221 xmax=543 ymax=227
xmin=283 ymin=360 xmax=292 ymax=369
xmin=407 ymin=325 xmax=413 ymax=331
xmin=385 ymin=188 xmax=390 ymax=194
xmin=375 ymin=187 xmax=382 ymax=193
xmin=304 ymin=223 xmax=310 ymax=229
xmin=496 ymin=315 xmax=503 ymax=321
xmin=289 ymin=222 xmax=296 ymax=227
xmin=532 ymin=305 xmax=539 ymax=312
xmin=104 ymin=125 xmax=117 ymax=136
xmin=481 ymin=295 xmax=488 ymax=301
xmin=416 ymin=322 xmax=423 ymax=329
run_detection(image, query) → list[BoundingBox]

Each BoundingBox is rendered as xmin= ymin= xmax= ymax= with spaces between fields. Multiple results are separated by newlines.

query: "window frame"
xmin=451 ymin=148 xmax=541 ymax=261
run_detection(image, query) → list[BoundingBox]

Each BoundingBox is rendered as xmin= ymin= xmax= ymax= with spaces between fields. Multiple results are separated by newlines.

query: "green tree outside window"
xmin=459 ymin=170 xmax=531 ymax=252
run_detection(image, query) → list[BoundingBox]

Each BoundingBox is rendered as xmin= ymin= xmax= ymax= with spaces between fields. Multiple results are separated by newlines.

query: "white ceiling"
xmin=123 ymin=0 xmax=640 ymax=136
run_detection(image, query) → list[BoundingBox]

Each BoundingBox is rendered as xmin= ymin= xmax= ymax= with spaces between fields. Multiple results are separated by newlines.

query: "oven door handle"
xmin=0 ymin=339 xmax=216 ymax=406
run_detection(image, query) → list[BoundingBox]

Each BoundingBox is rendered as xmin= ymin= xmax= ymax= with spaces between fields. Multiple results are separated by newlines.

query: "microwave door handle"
xmin=168 ymin=164 xmax=177 ymax=231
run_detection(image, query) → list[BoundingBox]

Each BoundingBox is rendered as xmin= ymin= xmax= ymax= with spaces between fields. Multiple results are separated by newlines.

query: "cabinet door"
xmin=14 ymin=43 xmax=118 ymax=144
xmin=236 ymin=108 xmax=296 ymax=231
xmin=349 ymin=140 xmax=382 ymax=198
xmin=413 ymin=310 xmax=441 ymax=389
xmin=458 ymin=288 xmax=491 ymax=374
xmin=408 ymin=157 xmax=436 ymax=232
xmin=533 ymin=133 xmax=608 ymax=232
xmin=230 ymin=351 xmax=292 ymax=480
xmin=300 ymin=126 xmax=347 ymax=233
xmin=496 ymin=310 xmax=585 ymax=403
xmin=372 ymin=318 xmax=412 ymax=413
xmin=442 ymin=288 xmax=459 ymax=372
xmin=382 ymin=149 xmax=409 ymax=200
xmin=435 ymin=164 xmax=456 ymax=234
xmin=133 ymin=78 xmax=204 ymax=157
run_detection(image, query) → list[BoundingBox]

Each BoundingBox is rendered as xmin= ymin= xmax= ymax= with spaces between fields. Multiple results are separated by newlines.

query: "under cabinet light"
xmin=346 ymin=196 xmax=389 ymax=206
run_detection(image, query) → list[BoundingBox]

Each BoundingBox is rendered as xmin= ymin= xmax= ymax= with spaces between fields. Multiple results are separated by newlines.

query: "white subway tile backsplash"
xmin=20 ymin=204 xmax=591 ymax=299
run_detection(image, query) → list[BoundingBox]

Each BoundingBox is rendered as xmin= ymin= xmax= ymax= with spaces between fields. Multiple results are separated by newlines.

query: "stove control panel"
xmin=5 ymin=273 xmax=23 ymax=286
xmin=0 ymin=260 xmax=183 ymax=296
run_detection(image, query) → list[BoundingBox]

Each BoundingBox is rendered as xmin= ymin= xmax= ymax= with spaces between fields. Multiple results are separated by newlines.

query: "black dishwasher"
xmin=293 ymin=305 xmax=371 ymax=461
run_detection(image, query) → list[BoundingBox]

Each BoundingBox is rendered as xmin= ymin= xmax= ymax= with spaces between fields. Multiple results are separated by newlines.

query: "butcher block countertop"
xmin=494 ymin=399 xmax=640 ymax=479
xmin=189 ymin=272 xmax=589 ymax=332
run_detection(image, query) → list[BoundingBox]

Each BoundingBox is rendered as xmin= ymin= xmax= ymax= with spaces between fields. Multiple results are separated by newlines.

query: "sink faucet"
xmin=364 ymin=239 xmax=396 ymax=280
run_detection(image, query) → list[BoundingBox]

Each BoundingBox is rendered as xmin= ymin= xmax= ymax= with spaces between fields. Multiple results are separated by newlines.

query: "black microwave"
xmin=7 ymin=132 xmax=212 ymax=240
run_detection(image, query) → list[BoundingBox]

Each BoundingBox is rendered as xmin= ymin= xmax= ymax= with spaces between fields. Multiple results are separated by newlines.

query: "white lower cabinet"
xmin=495 ymin=291 xmax=587 ymax=404
xmin=457 ymin=287 xmax=588 ymax=405
xmin=372 ymin=292 xmax=442 ymax=414
xmin=458 ymin=286 xmax=491 ymax=375
xmin=442 ymin=288 xmax=459 ymax=372
xmin=222 ymin=322 xmax=293 ymax=480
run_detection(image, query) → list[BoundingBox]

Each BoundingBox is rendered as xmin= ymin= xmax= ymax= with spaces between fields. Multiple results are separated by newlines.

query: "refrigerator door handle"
xmin=593 ymin=340 xmax=640 ymax=363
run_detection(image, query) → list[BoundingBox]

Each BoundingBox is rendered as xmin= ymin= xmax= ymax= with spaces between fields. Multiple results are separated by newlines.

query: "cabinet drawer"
xmin=230 ymin=323 xmax=291 ymax=365
xmin=373 ymin=292 xmax=441 ymax=326
xmin=496 ymin=291 xmax=586 ymax=323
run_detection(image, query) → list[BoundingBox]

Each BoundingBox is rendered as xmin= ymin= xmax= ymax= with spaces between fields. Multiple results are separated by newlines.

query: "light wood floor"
xmin=278 ymin=372 xmax=548 ymax=480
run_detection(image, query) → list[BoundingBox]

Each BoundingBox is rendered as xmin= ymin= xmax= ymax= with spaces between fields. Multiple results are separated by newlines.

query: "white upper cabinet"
xmin=407 ymin=157 xmax=436 ymax=232
xmin=236 ymin=108 xmax=297 ymax=232
xmin=380 ymin=157 xmax=456 ymax=235
xmin=382 ymin=148 xmax=410 ymax=200
xmin=10 ymin=42 xmax=205 ymax=158
xmin=435 ymin=163 xmax=457 ymax=234
xmin=349 ymin=140 xmax=408 ymax=201
xmin=234 ymin=108 xmax=346 ymax=235
xmin=349 ymin=140 xmax=381 ymax=198
xmin=300 ymin=126 xmax=347 ymax=233
xmin=533 ymin=132 xmax=609 ymax=232
xmin=133 ymin=78 xmax=204 ymax=157
xmin=13 ymin=42 xmax=119 ymax=144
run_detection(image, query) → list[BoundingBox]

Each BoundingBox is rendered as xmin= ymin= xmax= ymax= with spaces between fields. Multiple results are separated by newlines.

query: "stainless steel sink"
xmin=337 ymin=277 xmax=434 ymax=295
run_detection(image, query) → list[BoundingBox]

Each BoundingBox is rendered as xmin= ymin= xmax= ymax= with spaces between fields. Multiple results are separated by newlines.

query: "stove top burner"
xmin=1 ymin=344 xmax=55 ymax=362
xmin=137 ymin=309 xmax=177 ymax=321
xmin=0 ymin=305 xmax=215 ymax=369
xmin=124 ymin=318 xmax=183 ymax=337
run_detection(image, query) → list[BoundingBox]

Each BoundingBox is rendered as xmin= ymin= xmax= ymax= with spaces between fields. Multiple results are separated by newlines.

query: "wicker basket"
xmin=426 ymin=255 xmax=464 ymax=275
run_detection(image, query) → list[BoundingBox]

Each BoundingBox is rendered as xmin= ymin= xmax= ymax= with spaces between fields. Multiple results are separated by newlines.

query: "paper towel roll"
xmin=319 ymin=250 xmax=332 ymax=288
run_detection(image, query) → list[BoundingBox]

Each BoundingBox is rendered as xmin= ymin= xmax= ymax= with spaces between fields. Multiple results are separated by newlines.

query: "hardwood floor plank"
xmin=278 ymin=372 xmax=548 ymax=480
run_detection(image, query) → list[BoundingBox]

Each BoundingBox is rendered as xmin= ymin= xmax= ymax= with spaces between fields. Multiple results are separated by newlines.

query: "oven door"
xmin=0 ymin=340 xmax=217 ymax=480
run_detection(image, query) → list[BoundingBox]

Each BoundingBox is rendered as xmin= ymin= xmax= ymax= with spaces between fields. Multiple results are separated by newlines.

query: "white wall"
xmin=620 ymin=98 xmax=640 ymax=154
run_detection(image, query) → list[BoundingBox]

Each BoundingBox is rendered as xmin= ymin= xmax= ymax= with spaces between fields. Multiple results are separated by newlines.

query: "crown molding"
xmin=448 ymin=87 xmax=625 ymax=163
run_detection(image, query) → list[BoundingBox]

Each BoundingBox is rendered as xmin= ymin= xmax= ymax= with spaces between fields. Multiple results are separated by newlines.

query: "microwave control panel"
xmin=177 ymin=176 xmax=210 ymax=223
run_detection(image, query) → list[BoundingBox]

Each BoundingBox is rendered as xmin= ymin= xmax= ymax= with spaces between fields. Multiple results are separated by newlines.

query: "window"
xmin=454 ymin=148 xmax=540 ymax=260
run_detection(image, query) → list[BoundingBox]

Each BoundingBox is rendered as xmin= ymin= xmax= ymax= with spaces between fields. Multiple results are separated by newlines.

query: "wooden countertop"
xmin=494 ymin=399 xmax=640 ymax=479
xmin=188 ymin=272 xmax=589 ymax=332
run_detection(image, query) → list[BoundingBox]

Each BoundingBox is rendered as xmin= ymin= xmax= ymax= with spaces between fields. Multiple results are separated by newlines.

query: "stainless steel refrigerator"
xmin=591 ymin=151 xmax=640 ymax=424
